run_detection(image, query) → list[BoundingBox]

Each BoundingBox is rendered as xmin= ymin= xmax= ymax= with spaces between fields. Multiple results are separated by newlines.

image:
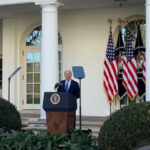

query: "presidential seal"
xmin=50 ymin=94 xmax=60 ymax=105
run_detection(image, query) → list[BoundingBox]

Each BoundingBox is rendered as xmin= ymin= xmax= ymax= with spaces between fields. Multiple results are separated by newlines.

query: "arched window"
xmin=26 ymin=26 xmax=63 ymax=81
xmin=113 ymin=15 xmax=145 ymax=47
xmin=26 ymin=26 xmax=41 ymax=46
xmin=23 ymin=26 xmax=63 ymax=107
xmin=26 ymin=26 xmax=63 ymax=46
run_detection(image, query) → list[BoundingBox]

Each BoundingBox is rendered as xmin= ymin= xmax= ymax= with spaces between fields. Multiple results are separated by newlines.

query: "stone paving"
xmin=138 ymin=145 xmax=150 ymax=150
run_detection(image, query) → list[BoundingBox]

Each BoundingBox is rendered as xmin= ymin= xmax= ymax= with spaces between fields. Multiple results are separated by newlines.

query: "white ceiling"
xmin=0 ymin=0 xmax=145 ymax=18
xmin=60 ymin=0 xmax=145 ymax=9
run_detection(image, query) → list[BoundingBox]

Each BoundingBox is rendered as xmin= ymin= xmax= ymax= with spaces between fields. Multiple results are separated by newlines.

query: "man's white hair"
xmin=64 ymin=70 xmax=72 ymax=74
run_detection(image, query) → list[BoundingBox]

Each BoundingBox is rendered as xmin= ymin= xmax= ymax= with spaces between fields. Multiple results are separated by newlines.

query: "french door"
xmin=22 ymin=47 xmax=40 ymax=109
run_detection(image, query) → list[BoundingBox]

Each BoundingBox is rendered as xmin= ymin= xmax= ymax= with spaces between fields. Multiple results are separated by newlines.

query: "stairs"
xmin=20 ymin=110 xmax=108 ymax=137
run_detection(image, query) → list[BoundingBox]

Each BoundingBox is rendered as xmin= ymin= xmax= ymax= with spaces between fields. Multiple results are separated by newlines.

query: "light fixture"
xmin=114 ymin=0 xmax=128 ymax=7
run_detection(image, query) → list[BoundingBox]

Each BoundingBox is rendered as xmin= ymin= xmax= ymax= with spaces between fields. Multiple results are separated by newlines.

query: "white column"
xmin=146 ymin=0 xmax=150 ymax=101
xmin=36 ymin=0 xmax=60 ymax=119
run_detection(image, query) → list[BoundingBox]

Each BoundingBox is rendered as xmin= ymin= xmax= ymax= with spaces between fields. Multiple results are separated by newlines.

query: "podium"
xmin=43 ymin=92 xmax=77 ymax=134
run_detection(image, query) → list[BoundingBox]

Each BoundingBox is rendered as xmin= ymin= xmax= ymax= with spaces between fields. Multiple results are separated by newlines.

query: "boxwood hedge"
xmin=0 ymin=98 xmax=21 ymax=130
xmin=98 ymin=102 xmax=150 ymax=150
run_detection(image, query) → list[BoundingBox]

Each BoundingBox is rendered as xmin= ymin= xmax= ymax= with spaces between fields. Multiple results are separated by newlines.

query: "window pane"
xmin=120 ymin=96 xmax=127 ymax=106
xmin=59 ymin=62 xmax=61 ymax=72
xmin=34 ymin=94 xmax=40 ymax=104
xmin=0 ymin=70 xmax=2 ymax=80
xmin=58 ymin=51 xmax=61 ymax=61
xmin=27 ymin=53 xmax=33 ymax=62
xmin=27 ymin=73 xmax=33 ymax=83
xmin=58 ymin=33 xmax=62 ymax=45
xmin=26 ymin=26 xmax=41 ymax=46
xmin=34 ymin=63 xmax=40 ymax=72
xmin=27 ymin=63 xmax=33 ymax=72
xmin=0 ymin=59 xmax=2 ymax=69
xmin=27 ymin=84 xmax=33 ymax=93
xmin=34 ymin=84 xmax=40 ymax=93
xmin=34 ymin=73 xmax=40 ymax=83
xmin=34 ymin=52 xmax=40 ymax=62
xmin=27 ymin=94 xmax=33 ymax=104
xmin=59 ymin=73 xmax=61 ymax=82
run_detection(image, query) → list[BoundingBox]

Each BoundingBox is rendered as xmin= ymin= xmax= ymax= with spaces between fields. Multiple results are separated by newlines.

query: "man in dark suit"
xmin=58 ymin=70 xmax=80 ymax=99
xmin=58 ymin=70 xmax=80 ymax=129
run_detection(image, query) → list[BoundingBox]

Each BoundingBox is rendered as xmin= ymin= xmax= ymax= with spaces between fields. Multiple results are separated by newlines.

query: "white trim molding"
xmin=35 ymin=0 xmax=63 ymax=8
xmin=0 ymin=0 xmax=63 ymax=7
xmin=0 ymin=0 xmax=34 ymax=5
xmin=35 ymin=0 xmax=57 ymax=5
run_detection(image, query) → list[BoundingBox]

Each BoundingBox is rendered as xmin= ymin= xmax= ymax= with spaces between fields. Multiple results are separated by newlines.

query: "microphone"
xmin=54 ymin=82 xmax=62 ymax=91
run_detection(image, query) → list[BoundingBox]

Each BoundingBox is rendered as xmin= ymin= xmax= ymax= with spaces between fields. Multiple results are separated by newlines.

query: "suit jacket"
xmin=58 ymin=79 xmax=80 ymax=99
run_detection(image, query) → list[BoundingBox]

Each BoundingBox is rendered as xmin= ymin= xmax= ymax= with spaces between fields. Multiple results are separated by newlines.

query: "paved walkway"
xmin=138 ymin=145 xmax=150 ymax=150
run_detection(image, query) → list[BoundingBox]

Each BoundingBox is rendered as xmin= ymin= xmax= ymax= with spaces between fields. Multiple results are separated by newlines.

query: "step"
xmin=27 ymin=119 xmax=103 ymax=128
xmin=23 ymin=121 xmax=102 ymax=137
xmin=21 ymin=113 xmax=108 ymax=137
xmin=20 ymin=109 xmax=40 ymax=118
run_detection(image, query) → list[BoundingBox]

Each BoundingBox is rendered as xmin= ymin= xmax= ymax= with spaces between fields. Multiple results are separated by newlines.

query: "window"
xmin=114 ymin=15 xmax=145 ymax=47
xmin=26 ymin=52 xmax=40 ymax=104
xmin=24 ymin=26 xmax=63 ymax=105
xmin=26 ymin=26 xmax=63 ymax=81
xmin=26 ymin=26 xmax=41 ymax=46
xmin=121 ymin=19 xmax=145 ymax=46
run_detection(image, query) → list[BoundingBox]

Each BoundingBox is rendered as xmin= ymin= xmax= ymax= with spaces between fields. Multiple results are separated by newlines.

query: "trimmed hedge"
xmin=98 ymin=102 xmax=150 ymax=150
xmin=0 ymin=98 xmax=21 ymax=130
xmin=0 ymin=130 xmax=98 ymax=150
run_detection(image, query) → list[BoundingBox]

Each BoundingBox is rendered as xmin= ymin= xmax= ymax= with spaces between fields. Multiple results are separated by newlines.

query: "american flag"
xmin=103 ymin=30 xmax=118 ymax=102
xmin=122 ymin=30 xmax=138 ymax=100
xmin=143 ymin=58 xmax=146 ymax=83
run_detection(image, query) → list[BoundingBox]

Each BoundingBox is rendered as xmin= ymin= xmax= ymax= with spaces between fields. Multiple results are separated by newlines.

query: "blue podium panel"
xmin=43 ymin=92 xmax=77 ymax=112
xmin=72 ymin=66 xmax=85 ymax=79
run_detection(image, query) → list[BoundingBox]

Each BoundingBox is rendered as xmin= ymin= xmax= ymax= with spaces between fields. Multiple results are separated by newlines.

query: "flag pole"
xmin=108 ymin=18 xmax=112 ymax=33
xmin=108 ymin=18 xmax=113 ymax=116
xmin=118 ymin=18 xmax=123 ymax=47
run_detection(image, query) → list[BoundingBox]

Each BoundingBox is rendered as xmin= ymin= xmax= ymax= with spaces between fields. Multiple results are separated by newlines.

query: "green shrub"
xmin=0 ymin=98 xmax=21 ymax=130
xmin=98 ymin=102 xmax=150 ymax=150
xmin=0 ymin=130 xmax=98 ymax=150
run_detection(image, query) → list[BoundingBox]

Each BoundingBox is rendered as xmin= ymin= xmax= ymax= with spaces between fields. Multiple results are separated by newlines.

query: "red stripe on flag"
xmin=104 ymin=70 xmax=114 ymax=96
xmin=122 ymin=57 xmax=138 ymax=100
xmin=104 ymin=81 xmax=112 ymax=102
xmin=104 ymin=61 xmax=117 ymax=93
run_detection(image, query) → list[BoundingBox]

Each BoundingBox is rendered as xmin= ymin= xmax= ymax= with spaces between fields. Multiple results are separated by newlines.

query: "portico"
xmin=0 ymin=0 xmax=146 ymax=120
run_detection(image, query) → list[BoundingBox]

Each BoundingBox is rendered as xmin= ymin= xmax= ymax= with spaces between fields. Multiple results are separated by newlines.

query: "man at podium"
xmin=58 ymin=70 xmax=80 ymax=128
xmin=58 ymin=70 xmax=80 ymax=99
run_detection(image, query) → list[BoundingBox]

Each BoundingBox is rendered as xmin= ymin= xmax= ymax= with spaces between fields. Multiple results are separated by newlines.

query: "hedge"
xmin=98 ymin=102 xmax=150 ymax=150
xmin=0 ymin=130 xmax=98 ymax=150
xmin=0 ymin=98 xmax=21 ymax=130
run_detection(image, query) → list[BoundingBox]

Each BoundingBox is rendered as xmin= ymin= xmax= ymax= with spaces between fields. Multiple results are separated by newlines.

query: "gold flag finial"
xmin=124 ymin=18 xmax=129 ymax=23
xmin=118 ymin=17 xmax=122 ymax=24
